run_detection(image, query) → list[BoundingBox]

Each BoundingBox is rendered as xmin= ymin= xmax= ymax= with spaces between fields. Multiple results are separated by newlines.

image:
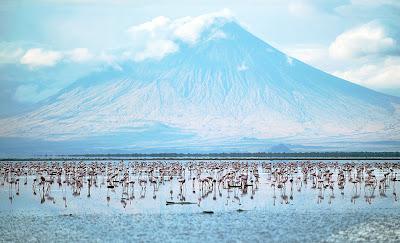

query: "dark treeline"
xmin=2 ymin=152 xmax=399 ymax=161
xmin=62 ymin=151 xmax=400 ymax=158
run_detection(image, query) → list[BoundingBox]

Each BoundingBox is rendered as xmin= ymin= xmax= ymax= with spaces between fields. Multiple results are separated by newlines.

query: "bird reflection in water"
xmin=0 ymin=160 xmax=399 ymax=210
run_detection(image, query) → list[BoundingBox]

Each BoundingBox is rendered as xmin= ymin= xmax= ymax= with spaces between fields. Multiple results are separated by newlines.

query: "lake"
xmin=1 ymin=159 xmax=399 ymax=242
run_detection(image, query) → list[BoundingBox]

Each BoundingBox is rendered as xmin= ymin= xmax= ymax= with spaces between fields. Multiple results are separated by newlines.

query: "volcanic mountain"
xmin=1 ymin=15 xmax=399 ymax=154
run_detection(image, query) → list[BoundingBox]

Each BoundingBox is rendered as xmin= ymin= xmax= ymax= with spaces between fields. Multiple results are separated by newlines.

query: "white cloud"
xmin=12 ymin=10 xmax=234 ymax=67
xmin=285 ymin=45 xmax=326 ymax=64
xmin=67 ymin=48 xmax=93 ymax=62
xmin=20 ymin=48 xmax=63 ymax=68
xmin=173 ymin=9 xmax=233 ymax=44
xmin=285 ymin=42 xmax=400 ymax=95
xmin=134 ymin=40 xmax=178 ymax=62
xmin=333 ymin=57 xmax=400 ymax=90
xmin=283 ymin=44 xmax=340 ymax=71
xmin=127 ymin=9 xmax=233 ymax=61
xmin=98 ymin=51 xmax=116 ymax=63
xmin=326 ymin=21 xmax=400 ymax=94
xmin=129 ymin=16 xmax=171 ymax=35
xmin=19 ymin=47 xmax=97 ymax=68
xmin=329 ymin=22 xmax=398 ymax=59
xmin=0 ymin=44 xmax=24 ymax=64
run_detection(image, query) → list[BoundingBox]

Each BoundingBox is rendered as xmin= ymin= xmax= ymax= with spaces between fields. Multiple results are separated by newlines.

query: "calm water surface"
xmin=1 ymin=159 xmax=399 ymax=242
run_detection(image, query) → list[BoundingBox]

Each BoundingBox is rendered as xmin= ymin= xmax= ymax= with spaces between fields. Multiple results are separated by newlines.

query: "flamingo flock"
xmin=1 ymin=160 xmax=399 ymax=210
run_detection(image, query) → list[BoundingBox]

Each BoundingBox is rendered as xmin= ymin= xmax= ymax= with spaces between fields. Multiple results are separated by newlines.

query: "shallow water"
xmin=1 ymin=209 xmax=400 ymax=242
xmin=1 ymin=160 xmax=399 ymax=242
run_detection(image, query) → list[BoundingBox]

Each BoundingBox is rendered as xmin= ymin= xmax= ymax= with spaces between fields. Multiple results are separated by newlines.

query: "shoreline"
xmin=1 ymin=156 xmax=400 ymax=161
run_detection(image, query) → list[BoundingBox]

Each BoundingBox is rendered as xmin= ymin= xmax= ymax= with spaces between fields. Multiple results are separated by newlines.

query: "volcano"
xmin=1 ymin=14 xmax=399 ymax=155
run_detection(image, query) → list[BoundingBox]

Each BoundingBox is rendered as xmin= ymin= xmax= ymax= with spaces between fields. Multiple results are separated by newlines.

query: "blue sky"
xmin=1 ymin=0 xmax=399 ymax=116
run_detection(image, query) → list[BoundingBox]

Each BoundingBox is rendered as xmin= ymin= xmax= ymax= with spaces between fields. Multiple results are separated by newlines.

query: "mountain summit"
xmin=1 ymin=14 xmax=399 ymax=154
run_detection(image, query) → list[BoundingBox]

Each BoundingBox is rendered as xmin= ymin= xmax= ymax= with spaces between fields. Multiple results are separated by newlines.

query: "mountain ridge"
xmin=0 ymin=18 xmax=399 ymax=154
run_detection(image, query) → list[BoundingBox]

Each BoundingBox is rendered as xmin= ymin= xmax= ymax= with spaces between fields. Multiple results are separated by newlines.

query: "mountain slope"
xmin=0 ymin=19 xmax=399 ymax=153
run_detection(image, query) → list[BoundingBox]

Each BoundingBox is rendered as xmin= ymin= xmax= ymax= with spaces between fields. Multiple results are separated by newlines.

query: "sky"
xmin=0 ymin=0 xmax=399 ymax=117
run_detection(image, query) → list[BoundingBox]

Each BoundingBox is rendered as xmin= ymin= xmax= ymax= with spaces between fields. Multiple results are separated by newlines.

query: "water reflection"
xmin=1 ymin=160 xmax=399 ymax=213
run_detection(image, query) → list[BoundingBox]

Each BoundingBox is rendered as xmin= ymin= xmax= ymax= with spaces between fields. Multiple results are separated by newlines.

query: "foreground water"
xmin=1 ymin=159 xmax=399 ymax=242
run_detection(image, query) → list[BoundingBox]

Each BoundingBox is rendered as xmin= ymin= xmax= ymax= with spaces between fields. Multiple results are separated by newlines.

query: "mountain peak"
xmin=127 ymin=10 xmax=252 ymax=62
xmin=0 ymin=11 xmax=399 ymax=154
